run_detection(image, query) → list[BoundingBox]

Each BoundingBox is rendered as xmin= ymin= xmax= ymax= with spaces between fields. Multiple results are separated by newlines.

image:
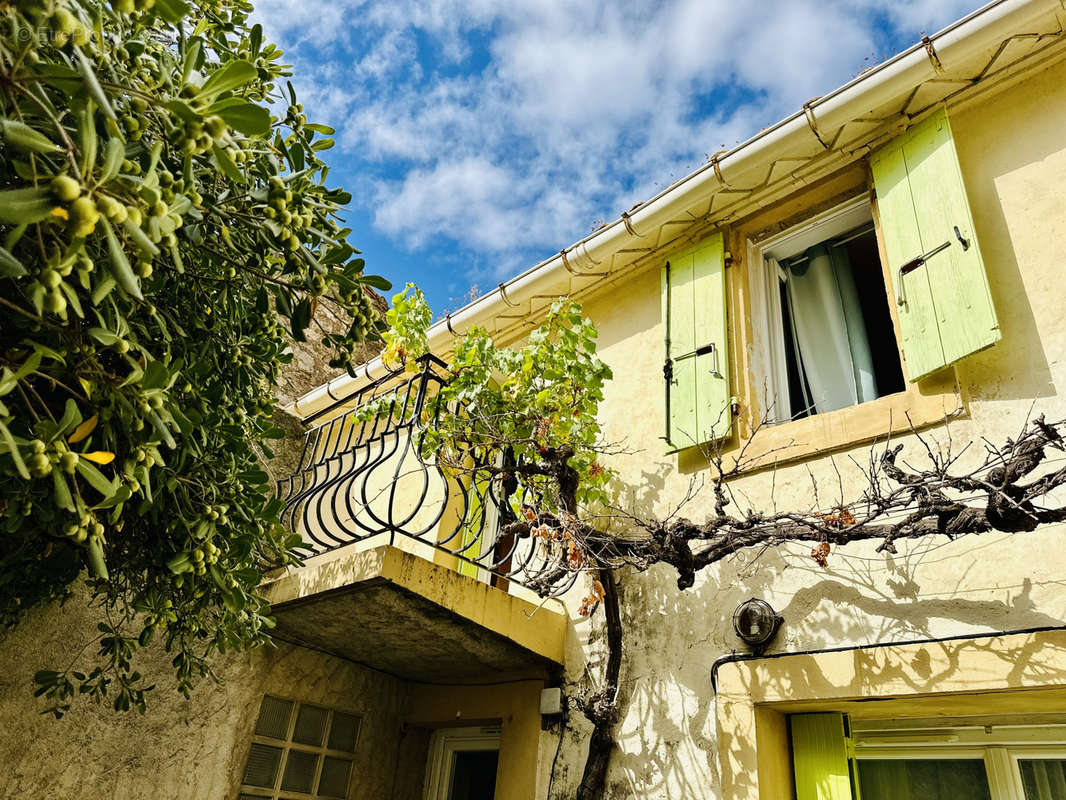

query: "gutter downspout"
xmin=290 ymin=0 xmax=1062 ymax=420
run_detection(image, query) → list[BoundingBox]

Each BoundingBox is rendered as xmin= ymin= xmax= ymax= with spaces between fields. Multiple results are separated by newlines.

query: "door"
xmin=423 ymin=726 xmax=501 ymax=800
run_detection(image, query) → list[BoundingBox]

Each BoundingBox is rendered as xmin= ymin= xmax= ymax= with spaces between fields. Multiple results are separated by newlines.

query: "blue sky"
xmin=251 ymin=0 xmax=981 ymax=315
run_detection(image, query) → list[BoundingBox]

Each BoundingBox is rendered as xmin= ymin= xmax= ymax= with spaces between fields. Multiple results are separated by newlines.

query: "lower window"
xmin=238 ymin=695 xmax=362 ymax=800
xmin=854 ymin=718 xmax=1066 ymax=800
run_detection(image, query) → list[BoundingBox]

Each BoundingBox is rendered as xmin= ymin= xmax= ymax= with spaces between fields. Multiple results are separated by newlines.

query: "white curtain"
xmin=786 ymin=242 xmax=877 ymax=414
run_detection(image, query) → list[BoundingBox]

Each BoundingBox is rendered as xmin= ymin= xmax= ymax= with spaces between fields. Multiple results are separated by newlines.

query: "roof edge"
xmin=289 ymin=0 xmax=1063 ymax=420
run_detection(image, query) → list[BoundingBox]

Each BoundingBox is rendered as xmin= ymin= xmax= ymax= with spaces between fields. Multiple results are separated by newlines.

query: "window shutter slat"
xmin=791 ymin=712 xmax=860 ymax=800
xmin=871 ymin=108 xmax=1000 ymax=381
xmin=662 ymin=232 xmax=730 ymax=450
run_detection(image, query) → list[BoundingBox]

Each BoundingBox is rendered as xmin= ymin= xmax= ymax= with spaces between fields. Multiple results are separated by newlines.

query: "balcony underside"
xmin=261 ymin=545 xmax=567 ymax=683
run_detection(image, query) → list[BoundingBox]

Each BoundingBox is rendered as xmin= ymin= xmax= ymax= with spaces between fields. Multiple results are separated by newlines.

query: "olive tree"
xmin=0 ymin=0 xmax=387 ymax=714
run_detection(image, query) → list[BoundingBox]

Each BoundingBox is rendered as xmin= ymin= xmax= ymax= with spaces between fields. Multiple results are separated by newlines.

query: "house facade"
xmin=4 ymin=0 xmax=1066 ymax=798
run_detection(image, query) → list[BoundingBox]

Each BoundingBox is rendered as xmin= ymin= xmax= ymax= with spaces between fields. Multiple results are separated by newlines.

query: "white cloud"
xmin=253 ymin=0 xmax=979 ymax=287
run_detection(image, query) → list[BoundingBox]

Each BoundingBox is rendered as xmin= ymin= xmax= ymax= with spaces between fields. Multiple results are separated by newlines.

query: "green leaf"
xmin=153 ymin=0 xmax=190 ymax=24
xmin=56 ymin=398 xmax=83 ymax=439
xmin=75 ymin=457 xmax=117 ymax=498
xmin=290 ymin=298 xmax=311 ymax=342
xmin=86 ymin=537 xmax=109 ymax=580
xmin=0 ymin=420 xmax=29 ymax=479
xmin=93 ymin=485 xmax=131 ymax=510
xmin=121 ymin=218 xmax=160 ymax=257
xmin=0 ymin=119 xmax=63 ymax=155
xmin=87 ymin=327 xmax=122 ymax=346
xmin=53 ymin=469 xmax=75 ymax=512
xmin=0 ymin=187 xmax=55 ymax=225
xmin=99 ymin=217 xmax=143 ymax=300
xmin=99 ymin=138 xmax=124 ymax=184
xmin=73 ymin=46 xmax=116 ymax=120
xmin=0 ymin=245 xmax=27 ymax=277
xmin=305 ymin=123 xmax=335 ymax=135
xmin=164 ymin=99 xmax=201 ymax=124
xmin=147 ymin=410 xmax=176 ymax=449
xmin=142 ymin=361 xmax=169 ymax=390
xmin=361 ymin=274 xmax=393 ymax=291
xmin=214 ymin=101 xmax=270 ymax=136
xmin=199 ymin=60 xmax=256 ymax=98
xmin=310 ymin=138 xmax=334 ymax=151
xmin=212 ymin=145 xmax=245 ymax=184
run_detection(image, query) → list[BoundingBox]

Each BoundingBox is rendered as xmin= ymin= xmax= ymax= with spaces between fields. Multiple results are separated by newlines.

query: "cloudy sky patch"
xmin=252 ymin=0 xmax=979 ymax=311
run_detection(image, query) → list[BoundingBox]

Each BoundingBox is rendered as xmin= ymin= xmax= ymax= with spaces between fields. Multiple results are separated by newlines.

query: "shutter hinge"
xmin=723 ymin=250 xmax=734 ymax=268
xmin=730 ymin=396 xmax=740 ymax=415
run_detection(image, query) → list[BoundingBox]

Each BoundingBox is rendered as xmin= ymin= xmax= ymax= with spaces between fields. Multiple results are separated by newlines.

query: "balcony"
xmin=264 ymin=356 xmax=568 ymax=682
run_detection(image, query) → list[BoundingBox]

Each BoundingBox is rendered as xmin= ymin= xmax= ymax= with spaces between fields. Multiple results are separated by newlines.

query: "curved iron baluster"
xmin=276 ymin=357 xmax=577 ymax=597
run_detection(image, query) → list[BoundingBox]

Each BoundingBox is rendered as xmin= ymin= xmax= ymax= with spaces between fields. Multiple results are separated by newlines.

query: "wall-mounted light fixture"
xmin=732 ymin=598 xmax=783 ymax=652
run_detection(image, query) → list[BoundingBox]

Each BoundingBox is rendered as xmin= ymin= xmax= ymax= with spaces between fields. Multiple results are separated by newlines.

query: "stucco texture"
xmin=543 ymin=52 xmax=1066 ymax=798
xmin=0 ymin=585 xmax=409 ymax=800
xmin=4 ymin=34 xmax=1066 ymax=800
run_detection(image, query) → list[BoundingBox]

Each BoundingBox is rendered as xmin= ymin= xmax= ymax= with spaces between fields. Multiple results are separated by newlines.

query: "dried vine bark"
xmin=575 ymin=569 xmax=622 ymax=800
xmin=497 ymin=414 xmax=1066 ymax=798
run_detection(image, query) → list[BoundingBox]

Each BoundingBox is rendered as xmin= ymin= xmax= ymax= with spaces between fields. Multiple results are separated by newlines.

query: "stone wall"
xmin=0 ymin=586 xmax=409 ymax=799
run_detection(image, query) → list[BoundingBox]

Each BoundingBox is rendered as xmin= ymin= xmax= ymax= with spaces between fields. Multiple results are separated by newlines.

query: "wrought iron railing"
xmin=277 ymin=356 xmax=578 ymax=597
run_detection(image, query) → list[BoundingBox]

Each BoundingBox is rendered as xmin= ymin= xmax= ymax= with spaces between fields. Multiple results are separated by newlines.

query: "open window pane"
xmin=448 ymin=749 xmax=499 ymax=800
xmin=857 ymin=759 xmax=991 ymax=800
xmin=1020 ymin=759 xmax=1066 ymax=800
xmin=777 ymin=224 xmax=904 ymax=419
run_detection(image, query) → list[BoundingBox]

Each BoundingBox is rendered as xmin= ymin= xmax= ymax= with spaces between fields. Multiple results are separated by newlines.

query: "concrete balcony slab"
xmin=260 ymin=545 xmax=566 ymax=683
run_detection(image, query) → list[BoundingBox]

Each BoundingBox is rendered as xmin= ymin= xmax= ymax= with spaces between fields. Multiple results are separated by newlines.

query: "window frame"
xmin=853 ymin=736 xmax=1066 ymax=800
xmin=747 ymin=195 xmax=887 ymax=424
xmin=682 ymin=166 xmax=965 ymax=473
xmin=238 ymin=695 xmax=363 ymax=800
xmin=422 ymin=725 xmax=502 ymax=800
xmin=713 ymin=627 xmax=1066 ymax=800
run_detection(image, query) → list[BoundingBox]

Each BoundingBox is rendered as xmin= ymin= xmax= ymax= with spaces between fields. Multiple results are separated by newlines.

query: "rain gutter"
xmin=289 ymin=0 xmax=1062 ymax=420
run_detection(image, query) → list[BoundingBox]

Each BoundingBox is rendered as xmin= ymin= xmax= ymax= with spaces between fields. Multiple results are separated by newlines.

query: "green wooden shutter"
xmin=870 ymin=107 xmax=1000 ymax=381
xmin=791 ymin=712 xmax=861 ymax=800
xmin=661 ymin=231 xmax=730 ymax=450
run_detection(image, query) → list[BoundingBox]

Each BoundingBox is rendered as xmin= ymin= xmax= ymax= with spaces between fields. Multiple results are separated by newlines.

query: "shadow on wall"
xmin=574 ymin=459 xmax=1066 ymax=799
xmin=950 ymin=61 xmax=1066 ymax=402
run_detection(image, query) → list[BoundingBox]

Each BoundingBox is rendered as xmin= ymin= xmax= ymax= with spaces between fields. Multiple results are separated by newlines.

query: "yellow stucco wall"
xmin=3 ymin=34 xmax=1065 ymax=800
xmin=0 ymin=584 xmax=411 ymax=799
xmin=0 ymin=579 xmax=553 ymax=800
xmin=543 ymin=51 xmax=1066 ymax=798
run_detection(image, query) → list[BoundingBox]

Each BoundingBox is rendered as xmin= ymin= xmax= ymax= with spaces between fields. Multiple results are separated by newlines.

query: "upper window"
xmin=755 ymin=198 xmax=905 ymax=423
xmin=238 ymin=695 xmax=362 ymax=800
xmin=661 ymin=107 xmax=1001 ymax=451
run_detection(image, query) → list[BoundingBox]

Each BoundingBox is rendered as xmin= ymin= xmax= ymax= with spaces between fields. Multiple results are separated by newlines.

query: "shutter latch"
xmin=896 ymin=226 xmax=969 ymax=307
xmin=668 ymin=342 xmax=722 ymax=378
